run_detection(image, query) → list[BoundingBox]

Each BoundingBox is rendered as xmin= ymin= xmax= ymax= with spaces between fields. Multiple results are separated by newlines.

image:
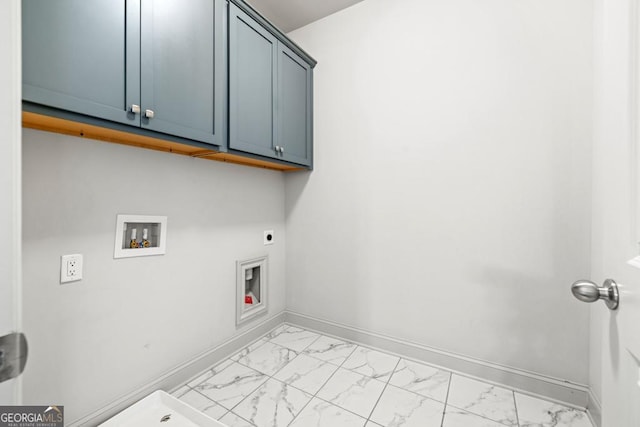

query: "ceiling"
xmin=244 ymin=0 xmax=364 ymax=33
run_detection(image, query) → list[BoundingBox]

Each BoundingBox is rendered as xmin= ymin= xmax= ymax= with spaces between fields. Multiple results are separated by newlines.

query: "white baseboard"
xmin=285 ymin=310 xmax=590 ymax=409
xmin=69 ymin=311 xmax=286 ymax=426
xmin=587 ymin=387 xmax=602 ymax=427
xmin=71 ymin=309 xmax=592 ymax=426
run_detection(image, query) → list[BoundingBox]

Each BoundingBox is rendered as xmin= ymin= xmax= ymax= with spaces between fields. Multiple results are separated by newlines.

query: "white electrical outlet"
xmin=60 ymin=254 xmax=83 ymax=283
xmin=264 ymin=230 xmax=274 ymax=245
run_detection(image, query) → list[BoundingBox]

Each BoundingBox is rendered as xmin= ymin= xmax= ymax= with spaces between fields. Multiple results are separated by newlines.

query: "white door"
xmin=0 ymin=0 xmax=23 ymax=404
xmin=591 ymin=0 xmax=640 ymax=426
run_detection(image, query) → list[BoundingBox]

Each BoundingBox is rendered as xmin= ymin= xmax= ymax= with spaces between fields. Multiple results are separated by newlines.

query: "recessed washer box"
xmin=236 ymin=255 xmax=268 ymax=326
xmin=114 ymin=214 xmax=167 ymax=259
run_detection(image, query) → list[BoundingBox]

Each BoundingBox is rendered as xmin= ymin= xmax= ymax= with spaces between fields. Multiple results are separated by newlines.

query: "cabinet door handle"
xmin=280 ymin=146 xmax=284 ymax=154
xmin=144 ymin=109 xmax=155 ymax=119
xmin=130 ymin=104 xmax=141 ymax=114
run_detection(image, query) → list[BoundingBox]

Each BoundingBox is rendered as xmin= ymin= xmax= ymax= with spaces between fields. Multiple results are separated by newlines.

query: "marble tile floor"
xmin=171 ymin=324 xmax=593 ymax=427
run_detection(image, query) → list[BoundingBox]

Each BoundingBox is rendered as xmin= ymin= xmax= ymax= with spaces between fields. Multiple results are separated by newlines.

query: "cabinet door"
xmin=140 ymin=0 xmax=223 ymax=146
xmin=22 ymin=0 xmax=140 ymax=126
xmin=229 ymin=3 xmax=278 ymax=158
xmin=278 ymin=45 xmax=313 ymax=166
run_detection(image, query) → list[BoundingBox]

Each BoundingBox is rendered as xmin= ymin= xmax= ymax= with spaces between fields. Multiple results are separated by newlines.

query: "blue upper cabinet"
xmin=229 ymin=4 xmax=278 ymax=159
xmin=140 ymin=0 xmax=223 ymax=145
xmin=22 ymin=0 xmax=139 ymax=127
xmin=23 ymin=0 xmax=224 ymax=148
xmin=23 ymin=0 xmax=315 ymax=169
xmin=278 ymin=44 xmax=313 ymax=166
xmin=229 ymin=2 xmax=315 ymax=167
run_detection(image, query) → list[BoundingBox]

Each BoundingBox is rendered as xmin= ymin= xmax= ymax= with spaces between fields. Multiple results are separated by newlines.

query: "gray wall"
xmin=285 ymin=0 xmax=593 ymax=384
xmin=20 ymin=0 xmax=596 ymax=419
xmin=21 ymin=129 xmax=286 ymax=422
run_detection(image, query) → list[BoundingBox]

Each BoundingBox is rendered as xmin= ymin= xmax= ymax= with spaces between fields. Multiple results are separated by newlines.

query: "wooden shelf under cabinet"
xmin=22 ymin=111 xmax=303 ymax=172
